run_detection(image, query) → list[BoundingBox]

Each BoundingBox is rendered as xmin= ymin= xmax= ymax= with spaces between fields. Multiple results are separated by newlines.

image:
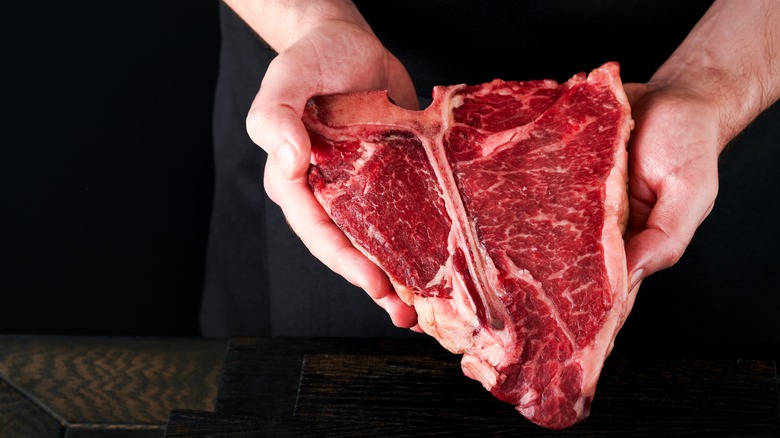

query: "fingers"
xmin=264 ymin=162 xmax=418 ymax=328
xmin=247 ymin=103 xmax=310 ymax=179
xmin=624 ymin=176 xmax=717 ymax=291
xmin=246 ymin=52 xmax=316 ymax=180
xmin=625 ymin=228 xmax=684 ymax=291
xmin=377 ymin=295 xmax=419 ymax=329
xmin=409 ymin=324 xmax=424 ymax=333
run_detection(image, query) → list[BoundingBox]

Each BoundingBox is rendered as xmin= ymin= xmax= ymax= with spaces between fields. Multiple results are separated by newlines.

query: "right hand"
xmin=246 ymin=19 xmax=420 ymax=329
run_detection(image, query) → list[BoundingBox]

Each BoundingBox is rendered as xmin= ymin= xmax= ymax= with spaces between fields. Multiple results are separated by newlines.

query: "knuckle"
xmin=664 ymin=238 xmax=687 ymax=268
xmin=245 ymin=107 xmax=271 ymax=144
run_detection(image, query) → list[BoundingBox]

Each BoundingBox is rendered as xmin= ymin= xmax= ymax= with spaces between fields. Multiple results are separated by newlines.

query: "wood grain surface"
xmin=296 ymin=353 xmax=779 ymax=435
xmin=165 ymin=337 xmax=780 ymax=437
xmin=0 ymin=336 xmax=226 ymax=437
xmin=0 ymin=378 xmax=62 ymax=437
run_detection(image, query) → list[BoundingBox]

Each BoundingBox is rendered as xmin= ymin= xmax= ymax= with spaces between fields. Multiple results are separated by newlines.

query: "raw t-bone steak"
xmin=304 ymin=62 xmax=633 ymax=429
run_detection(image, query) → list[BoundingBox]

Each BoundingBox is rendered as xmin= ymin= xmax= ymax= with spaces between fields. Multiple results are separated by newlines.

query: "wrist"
xmin=223 ymin=0 xmax=371 ymax=52
xmin=647 ymin=0 xmax=780 ymax=151
xmin=648 ymin=63 xmax=744 ymax=152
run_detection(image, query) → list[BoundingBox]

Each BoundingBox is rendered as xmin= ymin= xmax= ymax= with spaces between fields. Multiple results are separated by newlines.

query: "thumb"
xmin=246 ymin=103 xmax=311 ymax=180
xmin=246 ymin=57 xmax=313 ymax=180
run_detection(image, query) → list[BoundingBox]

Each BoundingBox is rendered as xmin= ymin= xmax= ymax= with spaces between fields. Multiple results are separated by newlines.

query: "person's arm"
xmin=223 ymin=0 xmax=369 ymax=52
xmin=625 ymin=0 xmax=780 ymax=291
xmin=653 ymin=0 xmax=780 ymax=147
xmin=223 ymin=0 xmax=420 ymax=328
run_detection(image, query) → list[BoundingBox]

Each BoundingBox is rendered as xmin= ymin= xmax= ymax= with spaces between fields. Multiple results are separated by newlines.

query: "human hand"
xmin=245 ymin=16 xmax=420 ymax=329
xmin=622 ymin=83 xmax=721 ymax=293
xmin=622 ymin=0 xmax=780 ymax=295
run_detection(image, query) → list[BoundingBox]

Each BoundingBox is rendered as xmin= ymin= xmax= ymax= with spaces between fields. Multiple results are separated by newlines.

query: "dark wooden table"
xmin=0 ymin=336 xmax=227 ymax=437
xmin=2 ymin=336 xmax=779 ymax=437
xmin=166 ymin=337 xmax=780 ymax=437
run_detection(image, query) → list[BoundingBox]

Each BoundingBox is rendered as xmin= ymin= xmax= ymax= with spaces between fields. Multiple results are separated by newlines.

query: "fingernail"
xmin=628 ymin=268 xmax=644 ymax=293
xmin=277 ymin=144 xmax=296 ymax=176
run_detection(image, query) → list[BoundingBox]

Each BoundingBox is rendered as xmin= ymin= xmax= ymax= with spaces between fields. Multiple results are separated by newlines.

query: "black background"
xmin=2 ymin=2 xmax=220 ymax=336
xmin=2 ymin=1 xmax=780 ymax=341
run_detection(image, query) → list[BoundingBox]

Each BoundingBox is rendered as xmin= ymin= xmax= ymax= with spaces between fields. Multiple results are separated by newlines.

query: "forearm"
xmin=649 ymin=0 xmax=780 ymax=150
xmin=222 ymin=0 xmax=370 ymax=52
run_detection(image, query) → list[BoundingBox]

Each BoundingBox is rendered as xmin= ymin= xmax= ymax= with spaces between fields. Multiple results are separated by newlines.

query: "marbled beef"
xmin=304 ymin=62 xmax=633 ymax=429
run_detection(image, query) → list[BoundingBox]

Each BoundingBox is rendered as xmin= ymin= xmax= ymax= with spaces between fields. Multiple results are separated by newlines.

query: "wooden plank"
xmin=214 ymin=336 xmax=439 ymax=416
xmin=209 ymin=338 xmax=780 ymax=436
xmin=590 ymin=355 xmax=779 ymax=434
xmin=0 ymin=378 xmax=63 ymax=438
xmin=166 ymin=409 xmax=310 ymax=438
xmin=296 ymin=353 xmax=514 ymax=436
xmin=64 ymin=424 xmax=165 ymax=438
xmin=0 ymin=336 xmax=227 ymax=437
xmin=294 ymin=353 xmax=779 ymax=435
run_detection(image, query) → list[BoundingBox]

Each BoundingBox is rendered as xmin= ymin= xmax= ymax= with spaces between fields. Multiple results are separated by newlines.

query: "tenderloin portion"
xmin=305 ymin=63 xmax=633 ymax=429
